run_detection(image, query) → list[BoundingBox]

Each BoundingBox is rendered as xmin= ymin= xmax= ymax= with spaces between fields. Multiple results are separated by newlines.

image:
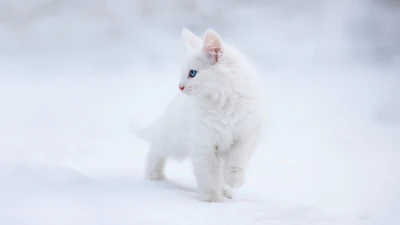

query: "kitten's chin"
xmin=182 ymin=91 xmax=199 ymax=97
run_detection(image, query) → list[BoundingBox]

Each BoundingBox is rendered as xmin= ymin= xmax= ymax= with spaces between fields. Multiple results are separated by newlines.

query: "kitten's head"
xmin=179 ymin=28 xmax=226 ymax=96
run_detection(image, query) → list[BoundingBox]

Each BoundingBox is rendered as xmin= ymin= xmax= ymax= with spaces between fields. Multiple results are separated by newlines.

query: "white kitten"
xmin=135 ymin=28 xmax=265 ymax=202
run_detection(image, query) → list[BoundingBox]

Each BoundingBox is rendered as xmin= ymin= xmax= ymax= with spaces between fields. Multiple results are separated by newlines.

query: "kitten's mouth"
xmin=181 ymin=86 xmax=198 ymax=96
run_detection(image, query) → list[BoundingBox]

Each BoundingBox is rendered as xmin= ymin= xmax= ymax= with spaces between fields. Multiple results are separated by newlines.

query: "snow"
xmin=0 ymin=0 xmax=399 ymax=225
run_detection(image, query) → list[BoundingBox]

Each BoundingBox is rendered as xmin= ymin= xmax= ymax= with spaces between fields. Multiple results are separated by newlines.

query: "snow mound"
xmin=0 ymin=162 xmax=93 ymax=190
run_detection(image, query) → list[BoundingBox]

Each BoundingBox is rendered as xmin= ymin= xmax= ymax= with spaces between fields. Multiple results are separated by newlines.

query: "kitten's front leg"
xmin=224 ymin=134 xmax=258 ymax=188
xmin=191 ymin=144 xmax=223 ymax=202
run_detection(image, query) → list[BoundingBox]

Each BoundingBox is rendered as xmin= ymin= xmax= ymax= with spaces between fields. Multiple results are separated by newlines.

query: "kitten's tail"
xmin=130 ymin=120 xmax=151 ymax=141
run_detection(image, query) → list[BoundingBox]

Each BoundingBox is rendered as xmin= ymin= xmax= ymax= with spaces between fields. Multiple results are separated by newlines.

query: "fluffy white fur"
xmin=135 ymin=28 xmax=265 ymax=202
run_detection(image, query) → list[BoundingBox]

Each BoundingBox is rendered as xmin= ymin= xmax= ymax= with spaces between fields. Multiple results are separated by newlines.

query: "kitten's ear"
xmin=202 ymin=30 xmax=223 ymax=64
xmin=181 ymin=28 xmax=202 ymax=48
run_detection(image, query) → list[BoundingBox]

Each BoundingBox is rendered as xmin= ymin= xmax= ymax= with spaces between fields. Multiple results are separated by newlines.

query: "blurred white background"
xmin=0 ymin=0 xmax=399 ymax=225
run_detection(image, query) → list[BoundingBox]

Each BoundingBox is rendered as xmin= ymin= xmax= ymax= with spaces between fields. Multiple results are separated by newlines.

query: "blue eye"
xmin=189 ymin=70 xmax=197 ymax=77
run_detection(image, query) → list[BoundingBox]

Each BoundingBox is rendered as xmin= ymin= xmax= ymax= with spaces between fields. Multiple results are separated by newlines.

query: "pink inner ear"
xmin=203 ymin=30 xmax=224 ymax=64
xmin=206 ymin=47 xmax=222 ymax=64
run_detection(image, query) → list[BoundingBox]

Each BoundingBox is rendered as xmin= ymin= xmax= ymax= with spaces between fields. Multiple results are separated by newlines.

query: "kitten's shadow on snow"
xmin=149 ymin=180 xmax=265 ymax=203
xmin=93 ymin=176 xmax=196 ymax=200
xmin=151 ymin=179 xmax=197 ymax=197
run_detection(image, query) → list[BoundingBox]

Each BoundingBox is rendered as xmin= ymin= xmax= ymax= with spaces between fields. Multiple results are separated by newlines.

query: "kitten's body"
xmin=135 ymin=29 xmax=264 ymax=202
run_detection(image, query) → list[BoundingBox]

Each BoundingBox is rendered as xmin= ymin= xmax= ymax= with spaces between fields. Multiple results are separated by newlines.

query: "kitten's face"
xmin=179 ymin=49 xmax=211 ymax=96
xmin=179 ymin=29 xmax=224 ymax=96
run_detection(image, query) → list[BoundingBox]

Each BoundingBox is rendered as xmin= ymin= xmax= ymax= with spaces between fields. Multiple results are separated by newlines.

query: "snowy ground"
xmin=0 ymin=0 xmax=399 ymax=225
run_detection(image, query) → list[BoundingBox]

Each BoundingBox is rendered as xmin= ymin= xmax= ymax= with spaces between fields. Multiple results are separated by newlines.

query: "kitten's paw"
xmin=198 ymin=193 xmax=223 ymax=203
xmin=145 ymin=171 xmax=166 ymax=181
xmin=222 ymin=186 xmax=234 ymax=199
xmin=224 ymin=166 xmax=245 ymax=188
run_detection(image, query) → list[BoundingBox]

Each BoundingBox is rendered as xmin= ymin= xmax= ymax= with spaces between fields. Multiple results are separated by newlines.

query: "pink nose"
xmin=179 ymin=86 xmax=184 ymax=91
